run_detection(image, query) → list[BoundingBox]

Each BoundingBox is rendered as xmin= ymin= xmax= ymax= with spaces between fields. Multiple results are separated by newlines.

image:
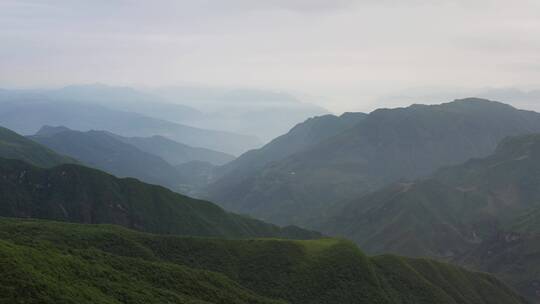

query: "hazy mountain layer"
xmin=0 ymin=84 xmax=329 ymax=150
xmin=0 ymin=97 xmax=260 ymax=155
xmin=29 ymin=127 xmax=187 ymax=191
xmin=151 ymin=86 xmax=330 ymax=142
xmin=113 ymin=133 xmax=235 ymax=166
xmin=0 ymin=84 xmax=203 ymax=123
xmin=204 ymin=99 xmax=540 ymax=225
xmin=45 ymin=84 xmax=206 ymax=122
xmin=2 ymin=84 xmax=328 ymax=143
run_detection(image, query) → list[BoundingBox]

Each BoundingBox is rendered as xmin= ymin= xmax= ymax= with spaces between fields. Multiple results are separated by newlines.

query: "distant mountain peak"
xmin=434 ymin=98 xmax=523 ymax=113
xmin=34 ymin=125 xmax=72 ymax=137
xmin=0 ymin=125 xmax=75 ymax=167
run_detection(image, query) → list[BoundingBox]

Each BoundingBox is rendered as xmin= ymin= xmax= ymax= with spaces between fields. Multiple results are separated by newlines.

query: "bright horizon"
xmin=2 ymin=0 xmax=540 ymax=113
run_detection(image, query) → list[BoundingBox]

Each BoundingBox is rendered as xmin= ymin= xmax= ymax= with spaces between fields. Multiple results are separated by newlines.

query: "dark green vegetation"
xmin=317 ymin=133 xmax=540 ymax=302
xmin=204 ymin=99 xmax=540 ymax=225
xmin=30 ymin=126 xmax=188 ymax=191
xmin=0 ymin=125 xmax=75 ymax=167
xmin=0 ymin=157 xmax=319 ymax=240
xmin=0 ymin=218 xmax=527 ymax=304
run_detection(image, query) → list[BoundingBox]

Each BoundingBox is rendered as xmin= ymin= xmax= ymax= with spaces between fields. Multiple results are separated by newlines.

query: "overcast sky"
xmin=1 ymin=0 xmax=540 ymax=112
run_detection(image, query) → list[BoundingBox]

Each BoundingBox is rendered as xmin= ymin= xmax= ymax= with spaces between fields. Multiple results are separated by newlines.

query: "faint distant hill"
xmin=151 ymin=86 xmax=330 ymax=142
xmin=0 ymin=91 xmax=260 ymax=155
xmin=111 ymin=133 xmax=234 ymax=166
xmin=0 ymin=84 xmax=328 ymax=147
xmin=0 ymin=84 xmax=204 ymax=123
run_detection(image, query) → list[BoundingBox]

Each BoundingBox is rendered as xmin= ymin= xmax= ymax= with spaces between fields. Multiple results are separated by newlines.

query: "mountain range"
xmin=29 ymin=126 xmax=234 ymax=192
xmin=0 ymin=156 xmax=319 ymax=240
xmin=0 ymin=125 xmax=316 ymax=239
xmin=202 ymin=98 xmax=540 ymax=226
xmin=0 ymin=105 xmax=535 ymax=302
xmin=0 ymin=84 xmax=329 ymax=151
xmin=201 ymin=112 xmax=367 ymax=193
xmin=0 ymin=94 xmax=259 ymax=155
xmin=314 ymin=132 xmax=540 ymax=302
xmin=112 ymin=133 xmax=234 ymax=166
xmin=317 ymin=133 xmax=540 ymax=255
xmin=29 ymin=126 xmax=187 ymax=191
xmin=151 ymin=86 xmax=330 ymax=142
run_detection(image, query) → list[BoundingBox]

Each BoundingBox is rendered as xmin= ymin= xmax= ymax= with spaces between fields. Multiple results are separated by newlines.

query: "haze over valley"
xmin=2 ymin=1 xmax=540 ymax=303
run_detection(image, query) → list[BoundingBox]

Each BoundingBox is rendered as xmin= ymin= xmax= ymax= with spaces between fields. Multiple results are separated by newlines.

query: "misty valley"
xmin=3 ymin=1 xmax=540 ymax=303
xmin=0 ymin=85 xmax=539 ymax=303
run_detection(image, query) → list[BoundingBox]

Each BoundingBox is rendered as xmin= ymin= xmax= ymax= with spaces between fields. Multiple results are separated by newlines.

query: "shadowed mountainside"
xmin=204 ymin=99 xmax=540 ymax=226
xmin=316 ymin=133 xmax=540 ymax=303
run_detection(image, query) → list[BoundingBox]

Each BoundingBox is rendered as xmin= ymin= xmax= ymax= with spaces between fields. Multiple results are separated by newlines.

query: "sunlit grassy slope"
xmin=0 ymin=218 xmax=527 ymax=304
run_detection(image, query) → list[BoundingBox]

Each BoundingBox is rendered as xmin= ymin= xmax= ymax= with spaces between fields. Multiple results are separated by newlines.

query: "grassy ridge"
xmin=0 ymin=126 xmax=75 ymax=167
xmin=0 ymin=218 xmax=527 ymax=304
xmin=0 ymin=157 xmax=319 ymax=240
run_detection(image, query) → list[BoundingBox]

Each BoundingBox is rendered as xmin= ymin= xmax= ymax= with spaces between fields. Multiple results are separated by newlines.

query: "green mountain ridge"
xmin=0 ymin=157 xmax=319 ymax=240
xmin=0 ymin=125 xmax=75 ymax=167
xmin=0 ymin=218 xmax=527 ymax=304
